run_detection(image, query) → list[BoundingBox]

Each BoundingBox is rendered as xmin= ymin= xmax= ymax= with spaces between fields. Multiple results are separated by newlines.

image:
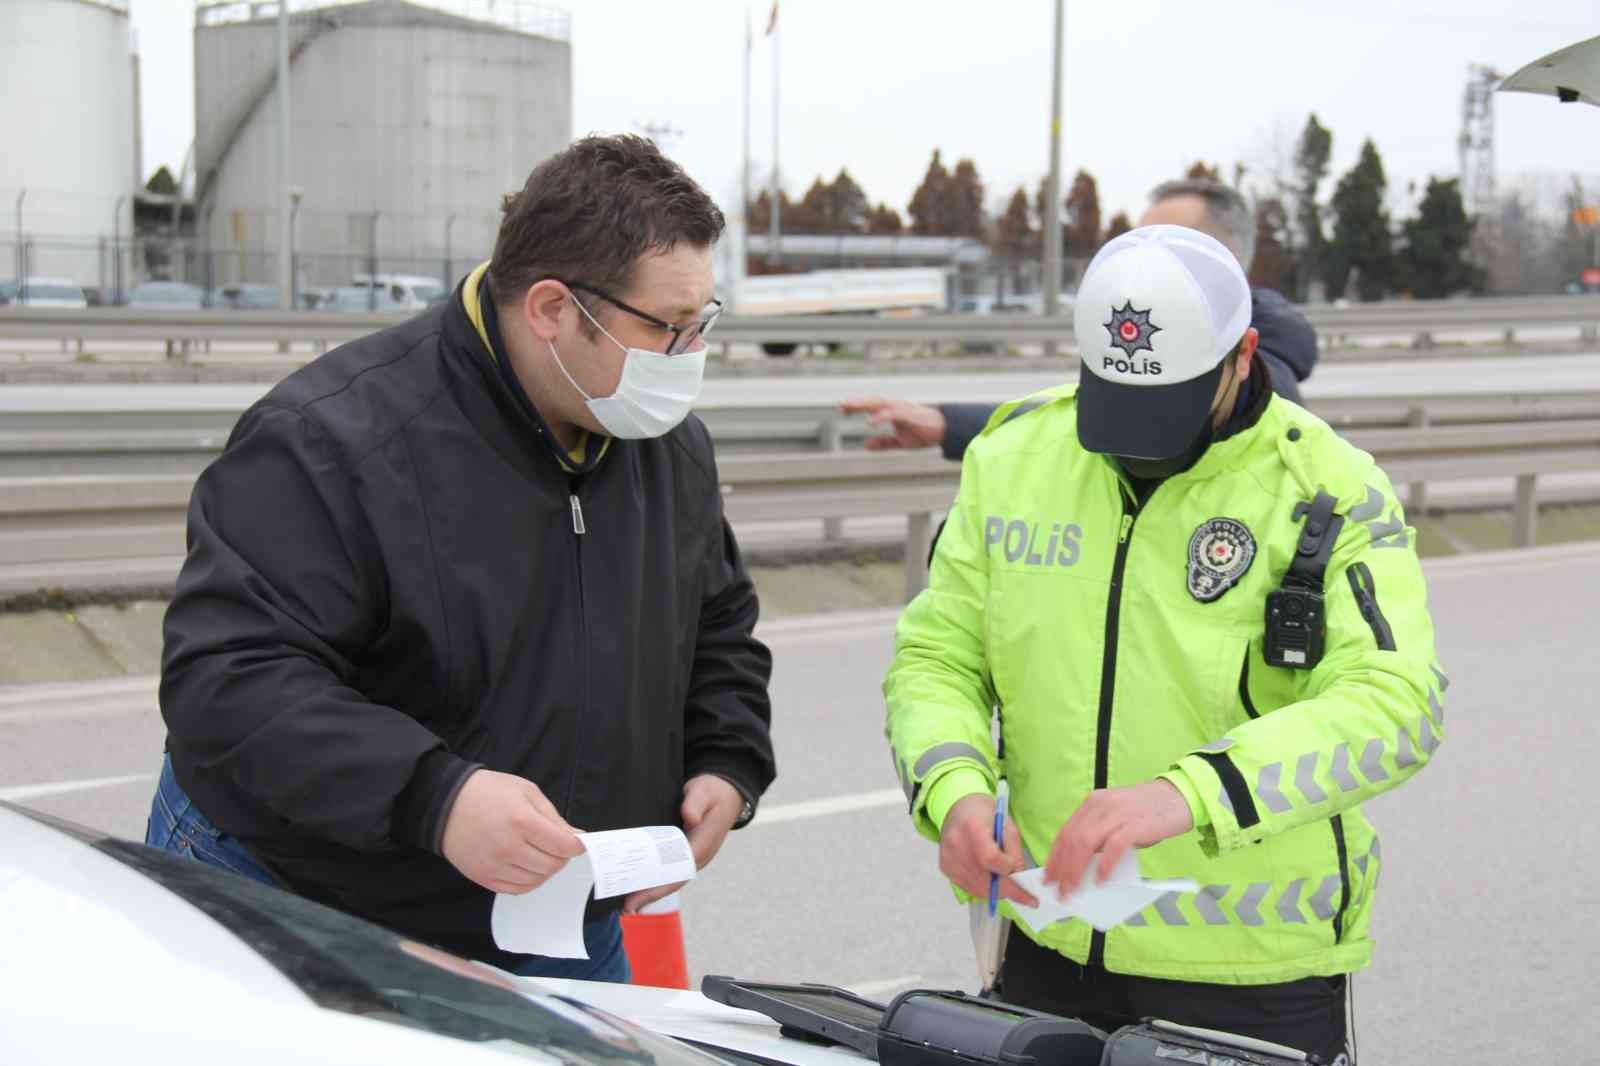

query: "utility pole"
xmin=15 ymin=190 xmax=26 ymax=304
xmin=276 ymin=2 xmax=293 ymax=309
xmin=112 ymin=194 xmax=126 ymax=304
xmin=444 ymin=212 xmax=457 ymax=291
xmin=769 ymin=6 xmax=781 ymax=268
xmin=1041 ymin=0 xmax=1065 ymax=354
xmin=741 ymin=7 xmax=752 ymax=289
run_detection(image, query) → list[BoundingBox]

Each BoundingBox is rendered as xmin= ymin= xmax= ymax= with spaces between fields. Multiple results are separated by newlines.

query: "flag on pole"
xmin=765 ymin=1 xmax=778 ymax=36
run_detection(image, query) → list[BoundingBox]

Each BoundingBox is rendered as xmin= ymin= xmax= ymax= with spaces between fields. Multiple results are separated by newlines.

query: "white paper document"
xmin=1007 ymin=851 xmax=1199 ymax=933
xmin=491 ymin=826 xmax=697 ymax=959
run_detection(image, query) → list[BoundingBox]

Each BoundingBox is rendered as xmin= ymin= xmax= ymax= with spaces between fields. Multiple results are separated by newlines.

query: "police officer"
xmin=884 ymin=225 xmax=1444 ymax=1061
xmin=840 ymin=178 xmax=1318 ymax=459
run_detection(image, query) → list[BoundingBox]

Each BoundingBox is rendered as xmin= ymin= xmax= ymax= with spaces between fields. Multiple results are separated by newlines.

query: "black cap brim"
xmin=1076 ymin=359 xmax=1225 ymax=459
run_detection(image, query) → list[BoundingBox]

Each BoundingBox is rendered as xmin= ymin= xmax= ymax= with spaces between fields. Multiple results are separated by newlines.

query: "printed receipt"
xmin=491 ymin=826 xmax=697 ymax=959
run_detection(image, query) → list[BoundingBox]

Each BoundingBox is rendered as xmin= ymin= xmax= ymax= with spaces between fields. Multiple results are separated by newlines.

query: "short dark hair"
xmin=1148 ymin=178 xmax=1255 ymax=271
xmin=488 ymin=134 xmax=725 ymax=312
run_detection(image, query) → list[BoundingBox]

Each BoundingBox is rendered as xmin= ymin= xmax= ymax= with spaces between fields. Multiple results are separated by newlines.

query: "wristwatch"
xmin=715 ymin=775 xmax=758 ymax=829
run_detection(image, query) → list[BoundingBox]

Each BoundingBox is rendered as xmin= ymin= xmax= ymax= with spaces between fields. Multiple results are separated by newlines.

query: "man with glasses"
xmin=147 ymin=135 xmax=774 ymax=982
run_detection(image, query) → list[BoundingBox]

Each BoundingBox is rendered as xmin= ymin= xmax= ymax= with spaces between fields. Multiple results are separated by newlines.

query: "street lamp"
xmin=367 ymin=209 xmax=381 ymax=311
xmin=444 ymin=211 xmax=457 ymax=292
xmin=112 ymin=194 xmax=126 ymax=304
xmin=202 ymin=202 xmax=216 ymax=305
xmin=15 ymin=189 xmax=26 ymax=304
xmin=289 ymin=185 xmax=304 ymax=309
xmin=1041 ymin=0 xmax=1065 ymax=357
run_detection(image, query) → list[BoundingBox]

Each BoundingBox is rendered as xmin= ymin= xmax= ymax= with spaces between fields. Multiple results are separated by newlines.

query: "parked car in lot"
xmin=329 ymin=284 xmax=410 ymax=313
xmin=0 ymin=801 xmax=855 ymax=1066
xmin=0 ymin=276 xmax=89 ymax=308
xmin=128 ymin=281 xmax=207 ymax=309
xmin=351 ymin=272 xmax=449 ymax=310
xmin=209 ymin=283 xmax=281 ymax=310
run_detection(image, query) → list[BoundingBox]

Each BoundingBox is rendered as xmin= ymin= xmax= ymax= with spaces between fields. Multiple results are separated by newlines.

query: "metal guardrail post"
xmin=904 ymin=512 xmax=934 ymax=602
xmin=819 ymin=417 xmax=845 ymax=542
xmin=1513 ymin=474 xmax=1539 ymax=548
xmin=1408 ymin=406 xmax=1429 ymax=515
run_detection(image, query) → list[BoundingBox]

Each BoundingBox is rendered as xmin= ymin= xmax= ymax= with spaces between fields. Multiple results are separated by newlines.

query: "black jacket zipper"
xmin=1346 ymin=561 xmax=1396 ymax=651
xmin=1238 ymin=651 xmax=1261 ymax=719
xmin=1089 ymin=493 xmax=1140 ymax=969
xmin=563 ymin=477 xmax=589 ymax=813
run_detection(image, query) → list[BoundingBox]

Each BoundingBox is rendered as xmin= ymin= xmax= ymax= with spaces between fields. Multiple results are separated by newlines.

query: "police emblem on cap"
xmin=1188 ymin=518 xmax=1256 ymax=603
xmin=1104 ymin=300 xmax=1161 ymax=357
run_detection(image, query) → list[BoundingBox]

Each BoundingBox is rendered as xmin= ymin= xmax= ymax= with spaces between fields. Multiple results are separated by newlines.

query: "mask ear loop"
xmin=569 ymin=291 xmax=629 ymax=354
xmin=549 ymin=291 xmax=622 ymax=404
xmin=548 ymin=340 xmax=595 ymax=403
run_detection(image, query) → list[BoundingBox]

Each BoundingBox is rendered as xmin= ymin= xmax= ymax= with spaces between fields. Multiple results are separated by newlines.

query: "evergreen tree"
xmin=747 ymin=188 xmax=794 ymax=234
xmin=825 ymin=168 xmax=869 ymax=233
xmin=1396 ymin=177 xmax=1481 ymax=297
xmin=1103 ymin=210 xmax=1133 ymax=244
xmin=1249 ymin=197 xmax=1296 ymax=291
xmin=145 ymin=166 xmax=179 ymax=196
xmin=1293 ymin=113 xmax=1333 ymax=299
xmin=865 ymin=203 xmax=904 ymax=235
xmin=993 ymin=186 xmax=1036 ymax=298
xmin=947 ymin=158 xmax=987 ymax=239
xmin=908 ymin=150 xmax=952 ymax=235
xmin=792 ymin=177 xmax=831 ymax=234
xmin=1064 ymin=170 xmax=1102 ymax=258
xmin=1325 ymin=138 xmax=1393 ymax=301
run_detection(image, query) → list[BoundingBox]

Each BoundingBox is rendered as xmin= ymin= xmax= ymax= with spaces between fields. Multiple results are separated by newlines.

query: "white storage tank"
xmin=194 ymin=0 xmax=573 ymax=292
xmin=0 ymin=0 xmax=136 ymax=292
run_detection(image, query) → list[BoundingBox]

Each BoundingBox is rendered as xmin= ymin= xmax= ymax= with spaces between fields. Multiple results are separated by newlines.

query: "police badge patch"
xmin=1187 ymin=518 xmax=1256 ymax=603
xmin=1104 ymin=300 xmax=1161 ymax=357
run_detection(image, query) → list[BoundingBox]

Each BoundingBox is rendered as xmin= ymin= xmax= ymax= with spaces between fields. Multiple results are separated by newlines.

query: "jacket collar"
xmin=442 ymin=266 xmax=609 ymax=479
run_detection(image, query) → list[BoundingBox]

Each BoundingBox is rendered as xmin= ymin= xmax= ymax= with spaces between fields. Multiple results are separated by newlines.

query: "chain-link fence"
xmin=2 ymin=231 xmax=487 ymax=309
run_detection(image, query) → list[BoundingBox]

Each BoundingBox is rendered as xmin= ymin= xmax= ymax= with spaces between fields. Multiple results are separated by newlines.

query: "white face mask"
xmin=549 ymin=298 xmax=707 ymax=439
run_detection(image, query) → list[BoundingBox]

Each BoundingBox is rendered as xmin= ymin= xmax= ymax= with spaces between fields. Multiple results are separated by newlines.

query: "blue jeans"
xmin=145 ymin=753 xmax=282 ymax=886
xmin=144 ymin=753 xmax=631 ymax=982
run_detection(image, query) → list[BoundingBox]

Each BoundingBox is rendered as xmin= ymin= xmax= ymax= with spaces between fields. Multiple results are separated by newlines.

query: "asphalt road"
xmin=3 ymin=543 xmax=1598 ymax=1061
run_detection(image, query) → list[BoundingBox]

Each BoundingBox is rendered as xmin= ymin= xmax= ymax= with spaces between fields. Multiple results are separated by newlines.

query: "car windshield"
xmin=132 ymin=285 xmax=201 ymax=305
xmin=333 ymin=287 xmax=397 ymax=310
xmin=24 ymin=284 xmax=83 ymax=301
xmin=221 ymin=287 xmax=279 ymax=308
xmin=71 ymin=829 xmax=720 ymax=1066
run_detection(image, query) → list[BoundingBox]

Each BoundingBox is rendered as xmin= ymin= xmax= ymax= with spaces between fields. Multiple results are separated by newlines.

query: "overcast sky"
xmin=129 ymin=0 xmax=1597 ymax=224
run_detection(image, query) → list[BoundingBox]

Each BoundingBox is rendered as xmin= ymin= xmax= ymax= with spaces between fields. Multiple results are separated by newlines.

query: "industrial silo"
xmin=0 ymin=0 xmax=137 ymax=295
xmin=193 ymin=0 xmax=573 ymax=296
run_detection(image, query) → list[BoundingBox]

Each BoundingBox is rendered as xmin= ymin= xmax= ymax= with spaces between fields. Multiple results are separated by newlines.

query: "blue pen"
xmin=988 ymin=779 xmax=1010 ymax=917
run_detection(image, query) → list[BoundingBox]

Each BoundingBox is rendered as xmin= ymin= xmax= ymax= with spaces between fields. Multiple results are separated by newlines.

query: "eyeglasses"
xmin=560 ymin=279 xmax=723 ymax=356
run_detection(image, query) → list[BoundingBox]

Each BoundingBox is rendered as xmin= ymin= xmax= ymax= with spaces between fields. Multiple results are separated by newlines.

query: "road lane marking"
xmin=758 ymin=609 xmax=901 ymax=646
xmin=0 ymin=772 xmax=155 ymax=803
xmin=0 ymin=676 xmax=158 ymax=725
xmin=754 ymin=788 xmax=903 ymax=827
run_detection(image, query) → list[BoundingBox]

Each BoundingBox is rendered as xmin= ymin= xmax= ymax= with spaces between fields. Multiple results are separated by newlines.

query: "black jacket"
xmin=940 ymin=287 xmax=1320 ymax=460
xmin=160 ymin=289 xmax=775 ymax=967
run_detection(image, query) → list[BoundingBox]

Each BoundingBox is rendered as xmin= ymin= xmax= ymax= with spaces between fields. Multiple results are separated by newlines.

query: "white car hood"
xmin=518 ymin=978 xmax=876 ymax=1066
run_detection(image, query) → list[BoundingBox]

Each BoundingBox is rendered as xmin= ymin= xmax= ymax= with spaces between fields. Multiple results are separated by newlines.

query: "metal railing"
xmin=2 ymin=294 xmax=1599 ymax=358
xmin=3 ymin=418 xmax=1598 ymax=600
xmin=4 ymin=372 xmax=1600 ymax=478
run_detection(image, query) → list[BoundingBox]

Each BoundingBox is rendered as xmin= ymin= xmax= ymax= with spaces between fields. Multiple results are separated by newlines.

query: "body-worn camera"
xmin=1263 ymin=491 xmax=1343 ymax=671
xmin=1264 ymin=585 xmax=1325 ymax=668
